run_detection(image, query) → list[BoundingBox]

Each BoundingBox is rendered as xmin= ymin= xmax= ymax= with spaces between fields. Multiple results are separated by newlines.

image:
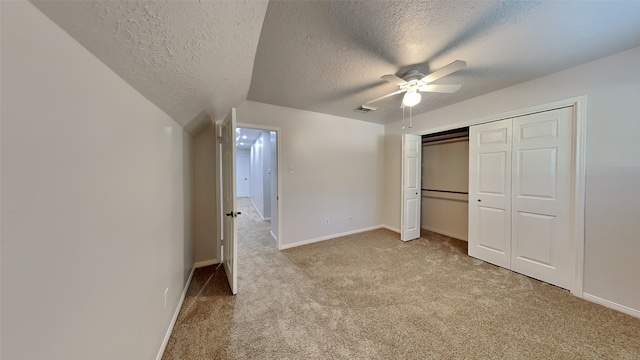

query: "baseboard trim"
xmin=195 ymin=259 xmax=219 ymax=268
xmin=280 ymin=226 xmax=383 ymax=250
xmin=583 ymin=293 xmax=640 ymax=319
xmin=155 ymin=265 xmax=195 ymax=360
xmin=381 ymin=224 xmax=400 ymax=233
xmin=421 ymin=226 xmax=468 ymax=241
xmin=250 ymin=198 xmax=269 ymax=220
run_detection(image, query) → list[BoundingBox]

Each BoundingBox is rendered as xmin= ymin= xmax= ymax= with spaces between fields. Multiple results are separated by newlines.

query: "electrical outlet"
xmin=164 ymin=287 xmax=169 ymax=308
xmin=325 ymin=218 xmax=330 ymax=224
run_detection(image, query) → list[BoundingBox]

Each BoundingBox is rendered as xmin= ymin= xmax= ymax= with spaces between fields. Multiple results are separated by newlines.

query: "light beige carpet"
xmin=162 ymin=198 xmax=640 ymax=359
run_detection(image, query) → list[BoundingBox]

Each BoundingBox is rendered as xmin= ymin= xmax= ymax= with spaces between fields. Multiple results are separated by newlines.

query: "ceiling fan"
xmin=365 ymin=60 xmax=467 ymax=108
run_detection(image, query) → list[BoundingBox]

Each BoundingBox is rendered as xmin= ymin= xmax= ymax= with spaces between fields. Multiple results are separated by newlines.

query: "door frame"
xmin=409 ymin=96 xmax=587 ymax=296
xmin=237 ymin=122 xmax=283 ymax=250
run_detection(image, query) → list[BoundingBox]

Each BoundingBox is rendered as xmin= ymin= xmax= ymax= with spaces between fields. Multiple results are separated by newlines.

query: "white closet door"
xmin=468 ymin=119 xmax=512 ymax=268
xmin=401 ymin=134 xmax=422 ymax=241
xmin=511 ymin=107 xmax=573 ymax=289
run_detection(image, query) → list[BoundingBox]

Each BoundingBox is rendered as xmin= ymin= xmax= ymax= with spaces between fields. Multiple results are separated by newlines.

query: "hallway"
xmin=236 ymin=197 xmax=276 ymax=255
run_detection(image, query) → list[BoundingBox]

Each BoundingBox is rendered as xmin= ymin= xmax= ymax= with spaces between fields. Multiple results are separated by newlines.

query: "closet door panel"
xmin=513 ymin=211 xmax=554 ymax=266
xmin=468 ymin=119 xmax=512 ymax=268
xmin=511 ymin=107 xmax=573 ymax=289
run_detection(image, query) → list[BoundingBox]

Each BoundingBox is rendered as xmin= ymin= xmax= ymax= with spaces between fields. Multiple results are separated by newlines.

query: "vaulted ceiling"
xmin=33 ymin=0 xmax=640 ymax=130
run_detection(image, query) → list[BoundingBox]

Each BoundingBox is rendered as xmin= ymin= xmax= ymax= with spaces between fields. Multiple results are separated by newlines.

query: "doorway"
xmin=421 ymin=128 xmax=469 ymax=241
xmin=235 ymin=126 xmax=280 ymax=249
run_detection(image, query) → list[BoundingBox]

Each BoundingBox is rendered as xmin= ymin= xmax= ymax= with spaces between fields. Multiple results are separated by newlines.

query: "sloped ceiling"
xmin=33 ymin=1 xmax=640 ymax=128
xmin=32 ymin=0 xmax=269 ymax=133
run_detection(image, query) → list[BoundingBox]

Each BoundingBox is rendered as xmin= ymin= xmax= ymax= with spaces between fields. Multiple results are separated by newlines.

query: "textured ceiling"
xmin=33 ymin=1 xmax=640 ymax=128
xmin=249 ymin=0 xmax=640 ymax=124
xmin=32 ymin=0 xmax=268 ymax=132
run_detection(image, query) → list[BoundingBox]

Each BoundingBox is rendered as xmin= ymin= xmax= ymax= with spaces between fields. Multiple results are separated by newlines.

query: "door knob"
xmin=226 ymin=211 xmax=242 ymax=218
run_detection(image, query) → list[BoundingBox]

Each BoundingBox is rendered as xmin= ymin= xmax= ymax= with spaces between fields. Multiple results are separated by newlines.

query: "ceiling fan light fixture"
xmin=402 ymin=90 xmax=421 ymax=107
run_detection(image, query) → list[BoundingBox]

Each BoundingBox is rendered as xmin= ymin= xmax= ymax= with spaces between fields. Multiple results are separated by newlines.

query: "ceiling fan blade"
xmin=381 ymin=74 xmax=407 ymax=85
xmin=365 ymin=89 xmax=405 ymax=104
xmin=422 ymin=60 xmax=467 ymax=84
xmin=418 ymin=84 xmax=462 ymax=93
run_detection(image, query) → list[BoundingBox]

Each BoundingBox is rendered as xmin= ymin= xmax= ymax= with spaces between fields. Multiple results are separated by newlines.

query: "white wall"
xmin=237 ymin=101 xmax=385 ymax=248
xmin=383 ymin=46 xmax=640 ymax=314
xmin=237 ymin=149 xmax=251 ymax=157
xmin=262 ymin=131 xmax=272 ymax=219
xmin=1 ymin=2 xmax=193 ymax=359
xmin=192 ymin=125 xmax=218 ymax=264
xmin=269 ymin=131 xmax=278 ymax=238
xmin=249 ymin=131 xmax=272 ymax=220
xmin=249 ymin=132 xmax=266 ymax=218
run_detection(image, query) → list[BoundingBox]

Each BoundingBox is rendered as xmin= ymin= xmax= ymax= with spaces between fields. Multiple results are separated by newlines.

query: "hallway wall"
xmin=249 ymin=131 xmax=271 ymax=219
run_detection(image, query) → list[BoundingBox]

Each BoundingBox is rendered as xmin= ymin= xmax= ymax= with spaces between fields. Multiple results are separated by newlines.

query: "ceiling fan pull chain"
xmin=402 ymin=106 xmax=405 ymax=129
xmin=409 ymin=106 xmax=413 ymax=129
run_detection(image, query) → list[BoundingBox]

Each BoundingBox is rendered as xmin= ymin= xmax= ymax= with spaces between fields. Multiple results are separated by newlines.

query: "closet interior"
xmin=421 ymin=128 xmax=469 ymax=241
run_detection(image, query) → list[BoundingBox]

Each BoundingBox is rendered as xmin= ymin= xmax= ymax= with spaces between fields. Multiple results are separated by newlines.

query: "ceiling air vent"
xmin=354 ymin=104 xmax=378 ymax=113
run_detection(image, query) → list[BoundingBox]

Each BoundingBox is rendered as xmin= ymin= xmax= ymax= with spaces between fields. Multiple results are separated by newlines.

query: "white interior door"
xmin=236 ymin=155 xmax=250 ymax=197
xmin=401 ymin=134 xmax=422 ymax=241
xmin=511 ymin=107 xmax=573 ymax=289
xmin=221 ymin=109 xmax=238 ymax=295
xmin=468 ymin=119 xmax=512 ymax=268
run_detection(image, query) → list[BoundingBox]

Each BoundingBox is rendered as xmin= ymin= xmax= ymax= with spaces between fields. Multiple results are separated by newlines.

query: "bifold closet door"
xmin=511 ymin=107 xmax=573 ymax=289
xmin=401 ymin=134 xmax=422 ymax=241
xmin=468 ymin=119 xmax=512 ymax=268
xmin=469 ymin=107 xmax=574 ymax=290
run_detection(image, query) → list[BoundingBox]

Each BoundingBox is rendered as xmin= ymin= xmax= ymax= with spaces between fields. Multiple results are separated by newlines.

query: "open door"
xmin=401 ymin=134 xmax=422 ymax=241
xmin=221 ymin=108 xmax=239 ymax=294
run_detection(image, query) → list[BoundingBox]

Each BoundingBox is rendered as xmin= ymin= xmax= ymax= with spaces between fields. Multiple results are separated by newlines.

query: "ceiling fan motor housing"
xmin=403 ymin=69 xmax=425 ymax=81
xmin=401 ymin=69 xmax=424 ymax=92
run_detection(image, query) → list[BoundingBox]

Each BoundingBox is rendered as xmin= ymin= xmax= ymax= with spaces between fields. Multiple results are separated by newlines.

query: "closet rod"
xmin=422 ymin=189 xmax=468 ymax=195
